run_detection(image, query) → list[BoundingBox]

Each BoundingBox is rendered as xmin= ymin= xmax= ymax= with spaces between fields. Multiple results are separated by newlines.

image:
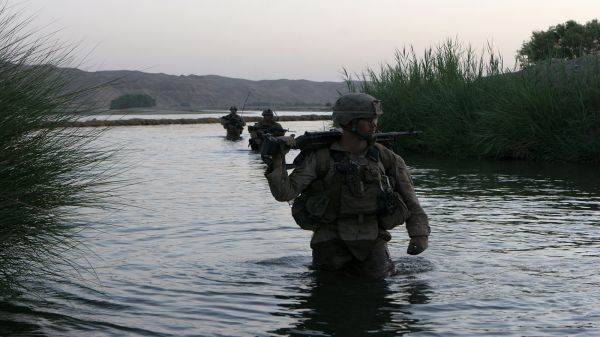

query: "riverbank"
xmin=63 ymin=114 xmax=331 ymax=127
xmin=104 ymin=106 xmax=331 ymax=115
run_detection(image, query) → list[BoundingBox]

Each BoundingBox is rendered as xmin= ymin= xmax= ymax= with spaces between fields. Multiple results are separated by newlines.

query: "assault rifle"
xmin=261 ymin=129 xmax=422 ymax=168
xmin=220 ymin=114 xmax=245 ymax=129
xmin=248 ymin=124 xmax=289 ymax=135
xmin=289 ymin=129 xmax=422 ymax=151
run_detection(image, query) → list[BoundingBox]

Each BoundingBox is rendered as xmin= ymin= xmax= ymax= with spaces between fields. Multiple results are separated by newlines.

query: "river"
xmin=1 ymin=121 xmax=599 ymax=336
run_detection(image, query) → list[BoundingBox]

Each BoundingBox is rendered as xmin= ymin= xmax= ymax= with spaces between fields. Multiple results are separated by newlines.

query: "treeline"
xmin=353 ymin=20 xmax=600 ymax=164
xmin=110 ymin=93 xmax=156 ymax=109
xmin=518 ymin=19 xmax=600 ymax=65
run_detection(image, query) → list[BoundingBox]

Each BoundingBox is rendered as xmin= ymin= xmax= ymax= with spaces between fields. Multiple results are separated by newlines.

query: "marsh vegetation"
xmin=349 ymin=39 xmax=600 ymax=164
xmin=0 ymin=6 xmax=116 ymax=292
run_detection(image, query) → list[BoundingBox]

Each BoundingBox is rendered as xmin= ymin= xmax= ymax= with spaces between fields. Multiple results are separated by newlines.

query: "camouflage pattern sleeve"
xmin=265 ymin=152 xmax=319 ymax=202
xmin=385 ymin=150 xmax=431 ymax=237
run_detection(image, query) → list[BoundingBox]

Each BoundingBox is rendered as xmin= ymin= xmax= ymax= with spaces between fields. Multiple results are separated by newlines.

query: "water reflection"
xmin=272 ymin=271 xmax=431 ymax=336
xmin=404 ymin=152 xmax=600 ymax=197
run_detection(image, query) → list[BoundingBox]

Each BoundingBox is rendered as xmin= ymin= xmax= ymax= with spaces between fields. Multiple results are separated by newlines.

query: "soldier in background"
xmin=220 ymin=106 xmax=246 ymax=140
xmin=249 ymin=109 xmax=286 ymax=151
xmin=263 ymin=93 xmax=430 ymax=279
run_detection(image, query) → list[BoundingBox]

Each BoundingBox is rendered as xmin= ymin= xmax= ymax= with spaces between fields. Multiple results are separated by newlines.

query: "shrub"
xmin=0 ymin=5 xmax=116 ymax=292
xmin=518 ymin=19 xmax=600 ymax=66
xmin=109 ymin=93 xmax=156 ymax=109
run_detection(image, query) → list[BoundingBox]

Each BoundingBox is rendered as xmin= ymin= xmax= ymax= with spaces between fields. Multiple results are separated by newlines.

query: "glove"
xmin=407 ymin=236 xmax=428 ymax=255
xmin=281 ymin=135 xmax=296 ymax=148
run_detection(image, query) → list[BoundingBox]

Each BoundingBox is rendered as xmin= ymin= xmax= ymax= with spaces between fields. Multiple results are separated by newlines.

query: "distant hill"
xmin=61 ymin=68 xmax=350 ymax=110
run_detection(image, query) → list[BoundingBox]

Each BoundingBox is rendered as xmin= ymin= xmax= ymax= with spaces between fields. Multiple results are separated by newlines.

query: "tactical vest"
xmin=291 ymin=143 xmax=409 ymax=233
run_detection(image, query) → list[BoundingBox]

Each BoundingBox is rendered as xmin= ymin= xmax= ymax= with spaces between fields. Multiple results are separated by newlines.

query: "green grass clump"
xmin=349 ymin=39 xmax=600 ymax=164
xmin=0 ymin=5 xmax=115 ymax=292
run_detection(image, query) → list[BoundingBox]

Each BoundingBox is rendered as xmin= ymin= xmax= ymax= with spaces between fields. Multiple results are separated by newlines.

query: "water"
xmin=1 ymin=121 xmax=599 ymax=336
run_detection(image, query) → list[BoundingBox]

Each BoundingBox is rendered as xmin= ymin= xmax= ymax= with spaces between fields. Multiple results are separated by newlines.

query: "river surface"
xmin=1 ymin=121 xmax=599 ymax=336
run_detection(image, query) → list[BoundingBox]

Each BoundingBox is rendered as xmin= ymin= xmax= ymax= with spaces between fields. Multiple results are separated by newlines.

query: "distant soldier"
xmin=249 ymin=109 xmax=286 ymax=151
xmin=220 ymin=106 xmax=246 ymax=140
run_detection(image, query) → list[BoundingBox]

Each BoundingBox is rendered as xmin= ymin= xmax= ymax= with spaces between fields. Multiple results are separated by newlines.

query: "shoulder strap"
xmin=315 ymin=148 xmax=330 ymax=179
xmin=366 ymin=145 xmax=380 ymax=162
xmin=373 ymin=143 xmax=393 ymax=172
xmin=291 ymin=147 xmax=333 ymax=179
xmin=313 ymin=146 xmax=390 ymax=179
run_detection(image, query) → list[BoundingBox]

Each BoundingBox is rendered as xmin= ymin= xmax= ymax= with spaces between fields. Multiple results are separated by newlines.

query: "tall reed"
xmin=0 ymin=4 xmax=116 ymax=292
xmin=349 ymin=39 xmax=600 ymax=164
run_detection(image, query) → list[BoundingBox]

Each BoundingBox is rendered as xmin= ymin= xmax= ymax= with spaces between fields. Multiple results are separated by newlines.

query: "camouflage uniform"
xmin=220 ymin=106 xmax=245 ymax=140
xmin=249 ymin=110 xmax=286 ymax=150
xmin=265 ymin=93 xmax=430 ymax=278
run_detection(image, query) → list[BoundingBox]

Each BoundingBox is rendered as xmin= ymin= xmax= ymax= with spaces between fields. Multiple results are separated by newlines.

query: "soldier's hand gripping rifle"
xmin=261 ymin=129 xmax=422 ymax=169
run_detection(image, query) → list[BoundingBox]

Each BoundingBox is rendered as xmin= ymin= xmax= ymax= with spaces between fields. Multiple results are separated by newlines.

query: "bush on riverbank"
xmin=110 ymin=94 xmax=156 ymax=109
xmin=0 ymin=8 xmax=115 ymax=292
xmin=350 ymin=39 xmax=600 ymax=164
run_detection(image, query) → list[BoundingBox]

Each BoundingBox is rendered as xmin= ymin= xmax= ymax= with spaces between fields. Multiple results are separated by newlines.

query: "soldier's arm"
xmin=272 ymin=123 xmax=286 ymax=137
xmin=388 ymin=152 xmax=430 ymax=237
xmin=265 ymin=152 xmax=318 ymax=202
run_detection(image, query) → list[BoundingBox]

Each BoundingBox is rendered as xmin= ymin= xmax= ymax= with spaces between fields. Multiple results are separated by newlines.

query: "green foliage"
xmin=0 ymin=6 xmax=116 ymax=292
xmin=348 ymin=39 xmax=600 ymax=164
xmin=109 ymin=93 xmax=156 ymax=109
xmin=518 ymin=19 xmax=600 ymax=65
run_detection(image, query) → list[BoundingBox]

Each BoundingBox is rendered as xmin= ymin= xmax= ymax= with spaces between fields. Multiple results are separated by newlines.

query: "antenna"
xmin=240 ymin=91 xmax=251 ymax=115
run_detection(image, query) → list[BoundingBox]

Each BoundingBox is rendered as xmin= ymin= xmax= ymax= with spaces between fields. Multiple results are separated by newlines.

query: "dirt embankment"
xmin=63 ymin=114 xmax=331 ymax=127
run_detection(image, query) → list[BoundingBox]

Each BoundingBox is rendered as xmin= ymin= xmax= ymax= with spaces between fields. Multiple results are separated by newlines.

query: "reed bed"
xmin=0 ymin=5 xmax=117 ymax=293
xmin=351 ymin=39 xmax=600 ymax=164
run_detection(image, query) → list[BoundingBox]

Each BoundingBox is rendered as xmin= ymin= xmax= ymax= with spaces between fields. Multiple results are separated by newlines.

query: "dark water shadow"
xmin=270 ymin=269 xmax=432 ymax=336
xmin=403 ymin=152 xmax=600 ymax=196
xmin=0 ymin=301 xmax=43 ymax=337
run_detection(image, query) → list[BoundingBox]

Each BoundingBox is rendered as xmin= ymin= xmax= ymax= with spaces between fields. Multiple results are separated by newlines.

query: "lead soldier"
xmin=264 ymin=93 xmax=430 ymax=279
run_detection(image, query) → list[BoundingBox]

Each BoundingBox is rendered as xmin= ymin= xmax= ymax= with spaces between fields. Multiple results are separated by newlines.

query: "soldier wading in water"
xmin=264 ymin=93 xmax=430 ymax=279
xmin=220 ymin=106 xmax=246 ymax=140
xmin=249 ymin=109 xmax=286 ymax=151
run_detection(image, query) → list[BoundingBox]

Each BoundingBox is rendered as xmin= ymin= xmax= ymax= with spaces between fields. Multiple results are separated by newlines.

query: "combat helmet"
xmin=229 ymin=106 xmax=238 ymax=113
xmin=262 ymin=108 xmax=274 ymax=116
xmin=332 ymin=93 xmax=382 ymax=127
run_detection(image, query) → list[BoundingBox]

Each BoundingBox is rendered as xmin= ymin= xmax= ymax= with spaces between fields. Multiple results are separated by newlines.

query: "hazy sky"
xmin=16 ymin=0 xmax=600 ymax=81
